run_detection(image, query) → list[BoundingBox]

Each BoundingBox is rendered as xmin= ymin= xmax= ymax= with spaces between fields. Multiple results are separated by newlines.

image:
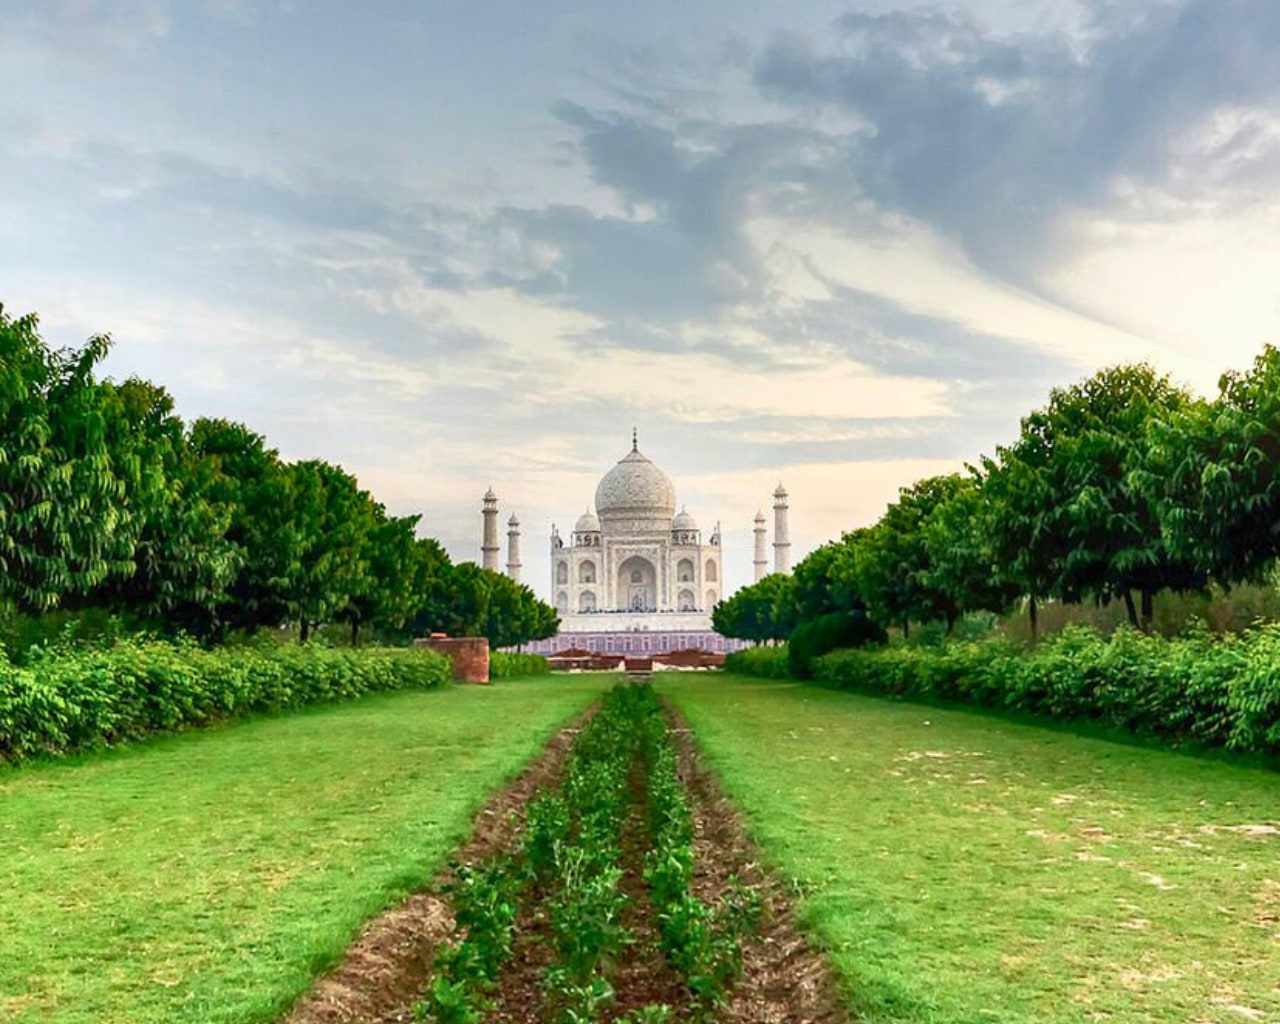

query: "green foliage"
xmin=417 ymin=682 xmax=757 ymax=1024
xmin=723 ymin=645 xmax=791 ymax=678
xmin=712 ymin=573 xmax=796 ymax=643
xmin=489 ymin=651 xmax=549 ymax=678
xmin=1149 ymin=346 xmax=1280 ymax=585
xmin=0 ymin=640 xmax=450 ymax=763
xmin=811 ymin=623 xmax=1280 ymax=755
xmin=788 ymin=611 xmax=887 ymax=680
xmin=0 ymin=305 xmax=126 ymax=612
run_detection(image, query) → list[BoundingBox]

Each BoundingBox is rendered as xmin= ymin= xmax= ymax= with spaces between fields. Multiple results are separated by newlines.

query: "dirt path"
xmin=279 ymin=715 xmax=588 ymax=1024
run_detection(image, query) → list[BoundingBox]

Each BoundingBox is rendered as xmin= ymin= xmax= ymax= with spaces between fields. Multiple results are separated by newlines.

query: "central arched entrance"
xmin=617 ymin=555 xmax=657 ymax=612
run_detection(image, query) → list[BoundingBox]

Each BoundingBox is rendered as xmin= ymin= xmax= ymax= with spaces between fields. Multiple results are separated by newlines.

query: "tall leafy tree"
xmin=920 ymin=474 xmax=1020 ymax=627
xmin=1147 ymin=347 xmax=1280 ymax=588
xmin=0 ymin=307 xmax=125 ymax=612
xmin=284 ymin=460 xmax=376 ymax=642
xmin=77 ymin=380 xmax=239 ymax=632
xmin=855 ymin=477 xmax=967 ymax=636
xmin=189 ymin=418 xmax=297 ymax=635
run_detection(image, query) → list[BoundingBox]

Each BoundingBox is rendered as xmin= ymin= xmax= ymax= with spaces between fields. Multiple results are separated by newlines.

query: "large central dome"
xmin=595 ymin=447 xmax=677 ymax=521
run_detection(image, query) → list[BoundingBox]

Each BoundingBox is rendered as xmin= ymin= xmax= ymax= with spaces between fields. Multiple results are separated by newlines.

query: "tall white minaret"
xmin=753 ymin=510 xmax=768 ymax=581
xmin=772 ymin=484 xmax=791 ymax=575
xmin=481 ymin=487 xmax=501 ymax=571
xmin=506 ymin=514 xmax=522 ymax=583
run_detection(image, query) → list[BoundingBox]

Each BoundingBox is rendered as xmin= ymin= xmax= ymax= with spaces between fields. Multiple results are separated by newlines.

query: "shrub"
xmin=489 ymin=651 xmax=550 ymax=679
xmin=788 ymin=611 xmax=888 ymax=679
xmin=723 ymin=645 xmax=790 ymax=678
xmin=0 ymin=640 xmax=451 ymax=763
xmin=810 ymin=623 xmax=1280 ymax=756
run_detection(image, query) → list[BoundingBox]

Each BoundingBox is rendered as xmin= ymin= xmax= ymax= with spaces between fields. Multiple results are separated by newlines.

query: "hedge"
xmin=724 ymin=645 xmax=791 ymax=678
xmin=0 ymin=640 xmax=452 ymax=764
xmin=489 ymin=651 xmax=550 ymax=679
xmin=808 ymin=624 xmax=1280 ymax=755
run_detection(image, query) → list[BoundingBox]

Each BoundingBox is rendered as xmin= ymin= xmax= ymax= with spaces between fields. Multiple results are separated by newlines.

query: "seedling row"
xmin=417 ymin=683 xmax=759 ymax=1023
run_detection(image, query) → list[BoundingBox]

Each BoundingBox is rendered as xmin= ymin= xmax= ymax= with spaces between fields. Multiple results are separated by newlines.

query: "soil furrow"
xmin=665 ymin=703 xmax=851 ymax=1024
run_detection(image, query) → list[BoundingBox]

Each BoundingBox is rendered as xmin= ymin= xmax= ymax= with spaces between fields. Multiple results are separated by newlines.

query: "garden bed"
xmin=280 ymin=684 xmax=847 ymax=1024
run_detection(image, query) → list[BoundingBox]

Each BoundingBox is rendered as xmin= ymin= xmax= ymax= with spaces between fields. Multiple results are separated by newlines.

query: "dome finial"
xmin=631 ymin=426 xmax=638 ymax=452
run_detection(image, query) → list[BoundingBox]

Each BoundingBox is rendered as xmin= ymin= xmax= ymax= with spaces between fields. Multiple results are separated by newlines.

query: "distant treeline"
xmin=716 ymin=354 xmax=1280 ymax=646
xmin=0 ymin=304 xmax=558 ymax=648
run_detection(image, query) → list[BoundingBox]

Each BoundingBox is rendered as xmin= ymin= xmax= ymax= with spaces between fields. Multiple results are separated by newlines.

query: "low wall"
xmin=413 ymin=636 xmax=490 ymax=683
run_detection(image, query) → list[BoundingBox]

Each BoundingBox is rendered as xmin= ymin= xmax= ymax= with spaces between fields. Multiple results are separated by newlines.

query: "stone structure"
xmin=753 ymin=509 xmax=768 ymax=582
xmin=415 ymin=634 xmax=490 ymax=683
xmin=506 ymin=514 xmax=522 ymax=583
xmin=481 ymin=487 xmax=500 ymax=572
xmin=772 ymin=484 xmax=791 ymax=575
xmin=549 ymin=434 xmax=723 ymax=634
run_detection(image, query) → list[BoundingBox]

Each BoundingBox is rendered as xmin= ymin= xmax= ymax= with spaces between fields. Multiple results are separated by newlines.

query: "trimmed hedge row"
xmin=724 ymin=645 xmax=791 ymax=678
xmin=812 ymin=625 xmax=1280 ymax=755
xmin=489 ymin=651 xmax=550 ymax=679
xmin=0 ymin=641 xmax=451 ymax=763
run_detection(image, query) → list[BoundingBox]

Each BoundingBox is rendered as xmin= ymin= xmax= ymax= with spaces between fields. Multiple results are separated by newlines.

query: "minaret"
xmin=772 ymin=484 xmax=791 ymax=575
xmin=506 ymin=514 xmax=522 ymax=583
xmin=481 ymin=487 xmax=500 ymax=571
xmin=753 ymin=510 xmax=768 ymax=581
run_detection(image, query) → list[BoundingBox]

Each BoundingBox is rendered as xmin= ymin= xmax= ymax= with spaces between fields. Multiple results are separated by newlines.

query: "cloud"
xmin=755 ymin=1 xmax=1280 ymax=279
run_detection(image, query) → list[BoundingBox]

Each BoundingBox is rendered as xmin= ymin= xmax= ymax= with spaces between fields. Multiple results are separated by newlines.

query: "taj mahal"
xmin=480 ymin=432 xmax=791 ymax=654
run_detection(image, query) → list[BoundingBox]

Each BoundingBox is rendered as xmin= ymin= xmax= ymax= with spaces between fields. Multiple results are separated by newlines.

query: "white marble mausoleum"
xmin=549 ymin=435 xmax=723 ymax=634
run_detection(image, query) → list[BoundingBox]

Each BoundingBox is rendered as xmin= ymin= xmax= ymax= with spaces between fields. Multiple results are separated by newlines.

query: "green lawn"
xmin=0 ymin=674 xmax=612 ymax=1024
xmin=658 ymin=673 xmax=1280 ymax=1024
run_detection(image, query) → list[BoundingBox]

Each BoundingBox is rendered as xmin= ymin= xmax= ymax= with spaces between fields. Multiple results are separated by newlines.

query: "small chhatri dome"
xmin=508 ymin=514 xmax=520 ymax=527
xmin=594 ymin=438 xmax=677 ymax=521
xmin=484 ymin=486 xmax=497 ymax=501
xmin=754 ymin=509 xmax=766 ymax=523
xmin=574 ymin=508 xmax=601 ymax=533
xmin=773 ymin=483 xmax=788 ymax=498
xmin=673 ymin=507 xmax=699 ymax=531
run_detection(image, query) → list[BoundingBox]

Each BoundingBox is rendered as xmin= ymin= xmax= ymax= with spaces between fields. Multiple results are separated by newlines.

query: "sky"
xmin=4 ymin=0 xmax=1280 ymax=601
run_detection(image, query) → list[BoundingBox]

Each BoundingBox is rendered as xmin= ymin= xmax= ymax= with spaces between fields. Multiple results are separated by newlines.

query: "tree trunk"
xmin=351 ymin=619 xmax=360 ymax=647
xmin=902 ymin=616 xmax=910 ymax=641
xmin=945 ymin=611 xmax=957 ymax=636
xmin=1123 ymin=591 xmax=1139 ymax=629
xmin=300 ymin=617 xmax=310 ymax=644
xmin=1029 ymin=595 xmax=1038 ymax=644
xmin=1141 ymin=589 xmax=1154 ymax=632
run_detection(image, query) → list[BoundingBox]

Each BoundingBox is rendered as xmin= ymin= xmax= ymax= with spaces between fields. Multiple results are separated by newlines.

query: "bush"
xmin=810 ymin=622 xmax=1280 ymax=756
xmin=788 ymin=611 xmax=888 ymax=679
xmin=723 ymin=645 xmax=791 ymax=678
xmin=0 ymin=640 xmax=451 ymax=764
xmin=489 ymin=651 xmax=550 ymax=679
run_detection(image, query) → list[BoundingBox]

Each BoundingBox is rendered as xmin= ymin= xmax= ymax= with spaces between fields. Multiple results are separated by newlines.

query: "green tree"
xmin=284 ymin=460 xmax=377 ymax=643
xmin=920 ymin=474 xmax=1020 ymax=629
xmin=982 ymin=364 xmax=1198 ymax=634
xmin=855 ymin=476 xmax=969 ymax=636
xmin=0 ymin=306 xmax=126 ymax=612
xmin=1147 ymin=347 xmax=1280 ymax=588
xmin=188 ymin=418 xmax=296 ymax=635
xmin=85 ymin=379 xmax=238 ymax=633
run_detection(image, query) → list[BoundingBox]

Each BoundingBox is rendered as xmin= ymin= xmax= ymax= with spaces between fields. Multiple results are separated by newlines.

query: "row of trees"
xmin=716 ymin=353 xmax=1280 ymax=643
xmin=0 ymin=305 xmax=558 ymax=647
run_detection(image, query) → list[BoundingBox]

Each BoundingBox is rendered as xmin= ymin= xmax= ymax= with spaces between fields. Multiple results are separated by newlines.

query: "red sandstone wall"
xmin=414 ymin=636 xmax=490 ymax=683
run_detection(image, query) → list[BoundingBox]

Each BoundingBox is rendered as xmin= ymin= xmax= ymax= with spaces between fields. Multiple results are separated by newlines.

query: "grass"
xmin=657 ymin=673 xmax=1280 ymax=1024
xmin=0 ymin=673 xmax=613 ymax=1024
